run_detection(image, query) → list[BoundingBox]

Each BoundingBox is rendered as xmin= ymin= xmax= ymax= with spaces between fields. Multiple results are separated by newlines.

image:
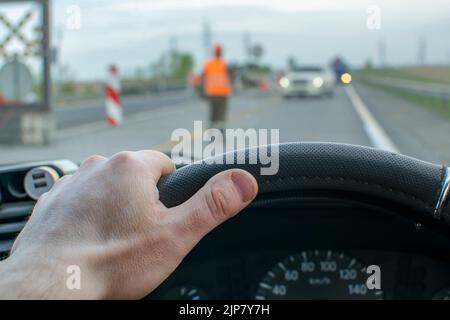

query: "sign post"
xmin=0 ymin=0 xmax=53 ymax=145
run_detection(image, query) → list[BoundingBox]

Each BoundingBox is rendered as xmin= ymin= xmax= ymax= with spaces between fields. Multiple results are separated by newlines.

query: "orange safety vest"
xmin=203 ymin=58 xmax=232 ymax=97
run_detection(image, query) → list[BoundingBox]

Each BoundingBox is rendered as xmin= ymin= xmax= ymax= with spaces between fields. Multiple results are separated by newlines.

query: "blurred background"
xmin=0 ymin=0 xmax=450 ymax=165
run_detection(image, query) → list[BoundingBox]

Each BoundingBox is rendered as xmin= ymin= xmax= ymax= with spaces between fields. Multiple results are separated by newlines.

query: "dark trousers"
xmin=208 ymin=96 xmax=228 ymax=130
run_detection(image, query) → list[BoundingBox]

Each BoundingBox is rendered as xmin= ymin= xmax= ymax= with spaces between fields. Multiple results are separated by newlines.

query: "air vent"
xmin=0 ymin=160 xmax=78 ymax=260
xmin=0 ymin=202 xmax=34 ymax=260
xmin=0 ymin=240 xmax=13 ymax=261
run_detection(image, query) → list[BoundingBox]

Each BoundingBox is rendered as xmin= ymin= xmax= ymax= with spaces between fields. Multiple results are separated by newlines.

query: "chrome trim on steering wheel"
xmin=434 ymin=167 xmax=450 ymax=219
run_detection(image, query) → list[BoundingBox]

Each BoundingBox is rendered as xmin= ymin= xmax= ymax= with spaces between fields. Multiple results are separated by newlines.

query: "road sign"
xmin=0 ymin=10 xmax=38 ymax=58
xmin=251 ymin=44 xmax=264 ymax=60
xmin=0 ymin=58 xmax=34 ymax=102
xmin=0 ymin=0 xmax=51 ymax=110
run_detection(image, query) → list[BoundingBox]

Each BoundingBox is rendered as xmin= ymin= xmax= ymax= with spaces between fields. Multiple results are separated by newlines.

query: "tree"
xmin=150 ymin=52 xmax=194 ymax=82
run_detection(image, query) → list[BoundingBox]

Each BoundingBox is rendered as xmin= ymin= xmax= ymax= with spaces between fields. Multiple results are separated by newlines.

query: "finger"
xmin=169 ymin=169 xmax=258 ymax=245
xmin=110 ymin=150 xmax=176 ymax=183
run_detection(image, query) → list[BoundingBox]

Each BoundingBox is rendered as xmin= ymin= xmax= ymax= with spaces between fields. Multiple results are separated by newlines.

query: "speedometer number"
xmin=284 ymin=270 xmax=299 ymax=281
xmin=340 ymin=269 xmax=357 ymax=280
xmin=320 ymin=261 xmax=337 ymax=272
xmin=301 ymin=262 xmax=315 ymax=272
xmin=348 ymin=284 xmax=368 ymax=296
xmin=255 ymin=251 xmax=383 ymax=300
xmin=272 ymin=285 xmax=287 ymax=296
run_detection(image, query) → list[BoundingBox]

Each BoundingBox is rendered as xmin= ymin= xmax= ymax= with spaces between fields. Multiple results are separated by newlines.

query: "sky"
xmin=1 ymin=0 xmax=450 ymax=80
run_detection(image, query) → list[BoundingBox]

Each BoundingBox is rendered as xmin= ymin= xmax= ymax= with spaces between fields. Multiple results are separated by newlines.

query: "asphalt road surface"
xmin=55 ymin=91 xmax=193 ymax=129
xmin=1 ymin=82 xmax=449 ymax=167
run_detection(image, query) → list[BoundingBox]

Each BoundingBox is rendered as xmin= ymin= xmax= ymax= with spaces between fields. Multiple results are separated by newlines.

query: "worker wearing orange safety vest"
xmin=202 ymin=44 xmax=232 ymax=131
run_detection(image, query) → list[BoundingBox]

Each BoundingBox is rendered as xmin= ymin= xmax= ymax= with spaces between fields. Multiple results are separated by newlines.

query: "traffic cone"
xmin=259 ymin=80 xmax=269 ymax=92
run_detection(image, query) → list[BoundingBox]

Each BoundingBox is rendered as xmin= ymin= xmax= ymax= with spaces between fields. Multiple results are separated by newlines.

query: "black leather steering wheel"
xmin=158 ymin=143 xmax=450 ymax=226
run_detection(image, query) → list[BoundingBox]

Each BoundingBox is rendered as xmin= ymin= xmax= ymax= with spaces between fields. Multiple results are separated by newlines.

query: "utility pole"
xmin=418 ymin=36 xmax=426 ymax=66
xmin=169 ymin=35 xmax=178 ymax=55
xmin=243 ymin=33 xmax=251 ymax=63
xmin=378 ymin=39 xmax=386 ymax=68
xmin=55 ymin=25 xmax=64 ymax=99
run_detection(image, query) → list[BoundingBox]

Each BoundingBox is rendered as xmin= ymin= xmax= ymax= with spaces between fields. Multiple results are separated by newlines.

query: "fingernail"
xmin=231 ymin=171 xmax=257 ymax=202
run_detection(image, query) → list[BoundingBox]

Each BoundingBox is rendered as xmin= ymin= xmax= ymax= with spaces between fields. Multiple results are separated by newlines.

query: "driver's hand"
xmin=0 ymin=151 xmax=258 ymax=299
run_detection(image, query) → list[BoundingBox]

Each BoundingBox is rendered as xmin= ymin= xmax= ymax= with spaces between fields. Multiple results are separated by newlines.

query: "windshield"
xmin=0 ymin=0 xmax=449 ymax=166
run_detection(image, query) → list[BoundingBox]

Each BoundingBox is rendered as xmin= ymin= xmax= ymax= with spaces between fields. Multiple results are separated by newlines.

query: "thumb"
xmin=169 ymin=169 xmax=258 ymax=243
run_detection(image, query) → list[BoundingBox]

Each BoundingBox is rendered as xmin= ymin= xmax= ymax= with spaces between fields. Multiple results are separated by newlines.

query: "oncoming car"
xmin=278 ymin=66 xmax=336 ymax=98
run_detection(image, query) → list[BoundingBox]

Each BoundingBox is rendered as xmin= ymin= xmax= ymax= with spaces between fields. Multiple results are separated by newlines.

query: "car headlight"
xmin=279 ymin=77 xmax=290 ymax=88
xmin=341 ymin=73 xmax=352 ymax=84
xmin=313 ymin=77 xmax=324 ymax=88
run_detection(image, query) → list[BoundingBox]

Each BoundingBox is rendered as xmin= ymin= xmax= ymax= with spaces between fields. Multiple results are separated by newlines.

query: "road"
xmin=1 ymin=82 xmax=450 ymax=166
xmin=55 ymin=91 xmax=193 ymax=129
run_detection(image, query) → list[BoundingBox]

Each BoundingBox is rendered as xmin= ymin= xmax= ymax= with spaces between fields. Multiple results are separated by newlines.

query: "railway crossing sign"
xmin=0 ymin=1 xmax=52 ymax=145
xmin=0 ymin=10 xmax=39 ymax=58
xmin=0 ymin=0 xmax=51 ymax=110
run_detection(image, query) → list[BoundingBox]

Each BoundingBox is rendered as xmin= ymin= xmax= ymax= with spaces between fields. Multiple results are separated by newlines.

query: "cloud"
xmin=48 ymin=0 xmax=450 ymax=79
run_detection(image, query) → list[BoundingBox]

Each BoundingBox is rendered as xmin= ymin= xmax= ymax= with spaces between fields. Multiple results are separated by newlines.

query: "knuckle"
xmin=109 ymin=151 xmax=148 ymax=173
xmin=111 ymin=151 xmax=137 ymax=165
xmin=81 ymin=155 xmax=105 ymax=167
xmin=206 ymin=182 xmax=231 ymax=223
xmin=144 ymin=150 xmax=164 ymax=158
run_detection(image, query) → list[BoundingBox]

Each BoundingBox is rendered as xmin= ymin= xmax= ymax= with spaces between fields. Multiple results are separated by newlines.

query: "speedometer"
xmin=255 ymin=250 xmax=383 ymax=300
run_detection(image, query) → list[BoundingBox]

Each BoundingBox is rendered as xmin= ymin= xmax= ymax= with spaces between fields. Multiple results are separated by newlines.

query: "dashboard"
xmin=147 ymin=200 xmax=450 ymax=300
xmin=1 ymin=159 xmax=450 ymax=300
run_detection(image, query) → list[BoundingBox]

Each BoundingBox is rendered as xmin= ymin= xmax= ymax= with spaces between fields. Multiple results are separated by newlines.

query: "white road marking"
xmin=255 ymin=296 xmax=266 ymax=300
xmin=344 ymin=85 xmax=399 ymax=153
xmin=278 ymin=262 xmax=287 ymax=271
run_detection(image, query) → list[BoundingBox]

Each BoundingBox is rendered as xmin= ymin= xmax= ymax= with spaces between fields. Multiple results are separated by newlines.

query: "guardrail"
xmin=362 ymin=75 xmax=450 ymax=98
xmin=53 ymin=81 xmax=188 ymax=106
xmin=361 ymin=75 xmax=450 ymax=113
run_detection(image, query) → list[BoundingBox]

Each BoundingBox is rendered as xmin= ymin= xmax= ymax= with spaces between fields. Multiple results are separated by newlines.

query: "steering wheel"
xmin=158 ymin=143 xmax=450 ymax=227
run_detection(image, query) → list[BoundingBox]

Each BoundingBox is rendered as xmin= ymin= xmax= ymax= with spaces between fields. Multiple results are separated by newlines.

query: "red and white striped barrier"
xmin=105 ymin=65 xmax=123 ymax=127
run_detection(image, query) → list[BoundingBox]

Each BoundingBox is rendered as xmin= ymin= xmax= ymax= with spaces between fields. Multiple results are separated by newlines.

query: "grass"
xmin=360 ymin=66 xmax=450 ymax=117
xmin=361 ymin=65 xmax=450 ymax=85
xmin=362 ymin=78 xmax=450 ymax=118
